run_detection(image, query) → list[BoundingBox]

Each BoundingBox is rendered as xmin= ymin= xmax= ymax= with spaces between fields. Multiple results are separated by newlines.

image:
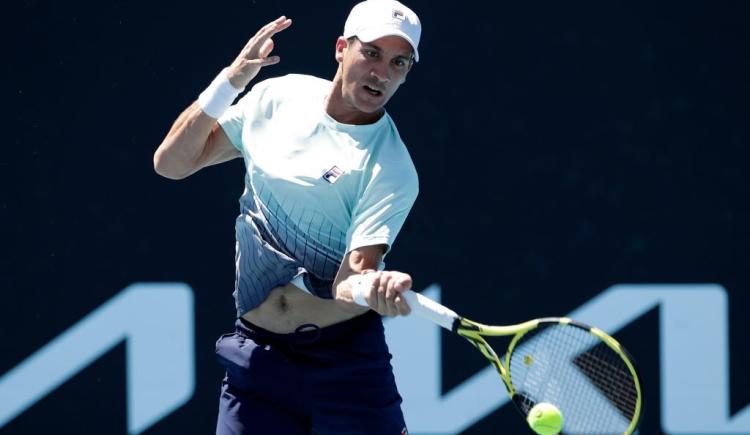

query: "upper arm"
xmin=198 ymin=76 xmax=278 ymax=170
xmin=154 ymin=103 xmax=242 ymax=180
xmin=188 ymin=78 xmax=270 ymax=174
xmin=194 ymin=123 xmax=242 ymax=171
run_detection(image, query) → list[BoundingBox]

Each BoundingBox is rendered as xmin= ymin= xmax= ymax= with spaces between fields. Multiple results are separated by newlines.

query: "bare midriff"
xmin=241 ymin=283 xmax=369 ymax=334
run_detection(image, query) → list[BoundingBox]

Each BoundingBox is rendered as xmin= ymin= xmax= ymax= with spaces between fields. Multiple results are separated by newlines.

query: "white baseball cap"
xmin=343 ymin=0 xmax=421 ymax=62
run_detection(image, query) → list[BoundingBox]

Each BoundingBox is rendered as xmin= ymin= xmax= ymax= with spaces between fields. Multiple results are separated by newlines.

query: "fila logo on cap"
xmin=343 ymin=0 xmax=422 ymax=62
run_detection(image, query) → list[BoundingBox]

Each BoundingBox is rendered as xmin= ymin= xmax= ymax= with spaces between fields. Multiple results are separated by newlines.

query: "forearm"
xmin=334 ymin=273 xmax=375 ymax=308
xmin=333 ymin=250 xmax=380 ymax=310
xmin=154 ymin=16 xmax=291 ymax=180
xmin=331 ymin=246 xmax=411 ymax=317
xmin=153 ymin=102 xmax=217 ymax=180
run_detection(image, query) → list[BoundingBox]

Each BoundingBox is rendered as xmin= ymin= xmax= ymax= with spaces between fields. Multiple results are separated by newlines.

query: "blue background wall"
xmin=4 ymin=0 xmax=749 ymax=433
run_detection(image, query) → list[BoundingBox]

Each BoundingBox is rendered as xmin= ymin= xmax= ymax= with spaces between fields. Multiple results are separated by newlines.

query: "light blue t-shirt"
xmin=218 ymin=74 xmax=418 ymax=316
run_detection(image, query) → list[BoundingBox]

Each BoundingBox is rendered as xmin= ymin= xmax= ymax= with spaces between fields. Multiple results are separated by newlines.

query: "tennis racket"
xmin=352 ymin=287 xmax=643 ymax=435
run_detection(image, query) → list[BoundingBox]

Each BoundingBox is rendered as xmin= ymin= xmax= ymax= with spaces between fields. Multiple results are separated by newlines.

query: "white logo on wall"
xmin=0 ymin=283 xmax=748 ymax=434
xmin=0 ymin=283 xmax=194 ymax=435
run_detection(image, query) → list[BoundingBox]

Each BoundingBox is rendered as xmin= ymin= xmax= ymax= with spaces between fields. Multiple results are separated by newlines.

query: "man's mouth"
xmin=363 ymin=85 xmax=383 ymax=97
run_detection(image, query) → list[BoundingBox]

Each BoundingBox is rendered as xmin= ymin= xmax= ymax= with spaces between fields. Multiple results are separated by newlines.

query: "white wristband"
xmin=197 ymin=68 xmax=244 ymax=119
xmin=349 ymin=273 xmax=374 ymax=307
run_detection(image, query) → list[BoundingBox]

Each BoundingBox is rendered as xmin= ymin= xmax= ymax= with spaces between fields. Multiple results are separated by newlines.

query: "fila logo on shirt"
xmin=322 ymin=166 xmax=343 ymax=184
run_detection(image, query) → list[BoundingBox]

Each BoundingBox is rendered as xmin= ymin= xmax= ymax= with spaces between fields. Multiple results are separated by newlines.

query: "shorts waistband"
xmin=235 ymin=310 xmax=381 ymax=345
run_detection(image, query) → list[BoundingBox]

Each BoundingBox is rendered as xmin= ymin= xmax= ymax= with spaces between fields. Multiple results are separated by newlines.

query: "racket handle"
xmin=401 ymin=290 xmax=459 ymax=331
xmin=349 ymin=276 xmax=458 ymax=330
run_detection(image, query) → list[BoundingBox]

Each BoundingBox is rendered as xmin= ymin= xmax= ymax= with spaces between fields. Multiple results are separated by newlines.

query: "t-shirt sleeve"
xmin=346 ymin=161 xmax=419 ymax=256
xmin=217 ymin=79 xmax=274 ymax=153
xmin=217 ymin=100 xmax=245 ymax=151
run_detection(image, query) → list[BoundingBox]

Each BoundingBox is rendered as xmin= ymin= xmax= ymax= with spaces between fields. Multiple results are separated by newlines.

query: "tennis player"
xmin=154 ymin=0 xmax=421 ymax=433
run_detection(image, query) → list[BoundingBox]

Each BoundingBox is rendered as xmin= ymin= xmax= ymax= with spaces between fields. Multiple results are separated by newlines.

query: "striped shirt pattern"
xmin=219 ymin=74 xmax=419 ymax=317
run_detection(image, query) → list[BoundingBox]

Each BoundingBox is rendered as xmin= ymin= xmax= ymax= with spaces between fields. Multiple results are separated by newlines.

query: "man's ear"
xmin=335 ymin=36 xmax=348 ymax=63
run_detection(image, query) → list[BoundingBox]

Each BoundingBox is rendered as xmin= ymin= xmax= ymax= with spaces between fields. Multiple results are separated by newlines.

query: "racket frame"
xmin=351 ymin=286 xmax=643 ymax=434
xmin=455 ymin=316 xmax=643 ymax=435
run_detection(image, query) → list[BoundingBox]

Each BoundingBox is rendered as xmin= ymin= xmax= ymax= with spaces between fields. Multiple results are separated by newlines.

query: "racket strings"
xmin=572 ymin=342 xmax=638 ymax=421
xmin=507 ymin=323 xmax=638 ymax=435
xmin=462 ymin=333 xmax=506 ymax=379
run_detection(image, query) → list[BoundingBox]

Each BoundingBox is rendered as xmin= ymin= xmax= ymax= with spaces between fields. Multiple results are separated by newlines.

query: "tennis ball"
xmin=526 ymin=402 xmax=564 ymax=435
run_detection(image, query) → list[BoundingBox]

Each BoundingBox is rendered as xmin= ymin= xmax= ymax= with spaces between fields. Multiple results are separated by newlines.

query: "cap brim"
xmin=355 ymin=28 xmax=420 ymax=62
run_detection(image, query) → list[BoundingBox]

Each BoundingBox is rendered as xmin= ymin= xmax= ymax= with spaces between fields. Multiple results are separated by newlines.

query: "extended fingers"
xmin=227 ymin=17 xmax=290 ymax=89
xmin=258 ymin=38 xmax=274 ymax=59
xmin=262 ymin=16 xmax=293 ymax=37
xmin=244 ymin=56 xmax=280 ymax=68
xmin=252 ymin=17 xmax=291 ymax=50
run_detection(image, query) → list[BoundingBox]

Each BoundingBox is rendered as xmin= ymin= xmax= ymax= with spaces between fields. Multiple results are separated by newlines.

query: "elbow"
xmin=153 ymin=148 xmax=189 ymax=180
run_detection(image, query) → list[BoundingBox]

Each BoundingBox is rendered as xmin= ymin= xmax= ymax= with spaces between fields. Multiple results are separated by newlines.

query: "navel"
xmin=278 ymin=294 xmax=289 ymax=313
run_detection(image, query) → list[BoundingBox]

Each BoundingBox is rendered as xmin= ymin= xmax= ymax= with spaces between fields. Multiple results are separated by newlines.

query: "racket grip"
xmin=349 ymin=276 xmax=458 ymax=330
xmin=402 ymin=290 xmax=458 ymax=331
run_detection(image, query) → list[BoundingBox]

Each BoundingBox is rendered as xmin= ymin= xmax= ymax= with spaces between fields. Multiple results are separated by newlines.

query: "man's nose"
xmin=370 ymin=61 xmax=391 ymax=84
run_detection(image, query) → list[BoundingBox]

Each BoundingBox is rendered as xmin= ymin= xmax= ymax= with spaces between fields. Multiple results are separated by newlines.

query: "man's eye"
xmin=365 ymin=50 xmax=378 ymax=58
xmin=393 ymin=59 xmax=406 ymax=67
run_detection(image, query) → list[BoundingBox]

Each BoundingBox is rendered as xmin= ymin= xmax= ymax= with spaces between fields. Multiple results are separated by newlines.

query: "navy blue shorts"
xmin=214 ymin=311 xmax=408 ymax=435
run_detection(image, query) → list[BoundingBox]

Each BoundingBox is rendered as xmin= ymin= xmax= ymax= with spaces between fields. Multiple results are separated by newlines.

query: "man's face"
xmin=335 ymin=35 xmax=414 ymax=114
